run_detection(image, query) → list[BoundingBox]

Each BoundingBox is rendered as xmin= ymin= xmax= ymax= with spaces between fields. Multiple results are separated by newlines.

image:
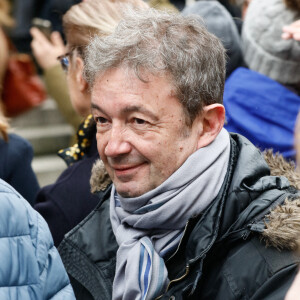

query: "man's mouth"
xmin=113 ymin=163 xmax=146 ymax=177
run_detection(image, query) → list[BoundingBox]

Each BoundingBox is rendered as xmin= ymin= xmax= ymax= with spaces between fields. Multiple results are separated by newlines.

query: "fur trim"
xmin=263 ymin=149 xmax=300 ymax=189
xmin=261 ymin=150 xmax=300 ymax=251
xmin=262 ymin=199 xmax=300 ymax=251
xmin=90 ymin=159 xmax=112 ymax=193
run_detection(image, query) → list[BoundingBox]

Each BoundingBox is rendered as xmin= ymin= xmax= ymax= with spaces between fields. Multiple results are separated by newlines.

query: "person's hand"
xmin=282 ymin=20 xmax=300 ymax=41
xmin=30 ymin=27 xmax=66 ymax=70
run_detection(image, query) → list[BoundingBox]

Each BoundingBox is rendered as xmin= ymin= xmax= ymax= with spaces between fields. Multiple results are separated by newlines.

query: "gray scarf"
xmin=110 ymin=128 xmax=231 ymax=300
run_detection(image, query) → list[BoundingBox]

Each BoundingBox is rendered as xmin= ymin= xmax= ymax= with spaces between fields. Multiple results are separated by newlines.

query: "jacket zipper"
xmin=155 ymin=220 xmax=191 ymax=299
xmin=155 ymin=265 xmax=190 ymax=300
xmin=166 ymin=219 xmax=190 ymax=263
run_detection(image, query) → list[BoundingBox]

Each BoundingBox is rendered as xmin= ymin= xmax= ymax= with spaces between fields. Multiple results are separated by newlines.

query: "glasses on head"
xmin=57 ymin=52 xmax=71 ymax=72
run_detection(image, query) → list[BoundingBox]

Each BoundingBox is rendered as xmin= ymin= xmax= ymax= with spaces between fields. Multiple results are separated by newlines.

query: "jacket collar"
xmin=58 ymin=115 xmax=97 ymax=166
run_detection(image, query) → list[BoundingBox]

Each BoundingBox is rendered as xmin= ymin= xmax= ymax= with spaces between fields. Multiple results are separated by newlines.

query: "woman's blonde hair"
xmin=63 ymin=0 xmax=148 ymax=53
xmin=0 ymin=0 xmax=14 ymax=27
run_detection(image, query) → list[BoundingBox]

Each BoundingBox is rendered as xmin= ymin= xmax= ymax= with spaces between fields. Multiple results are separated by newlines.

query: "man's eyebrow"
xmin=91 ymin=102 xmax=106 ymax=115
xmin=91 ymin=103 xmax=159 ymax=121
xmin=91 ymin=102 xmax=100 ymax=111
xmin=122 ymin=105 xmax=159 ymax=121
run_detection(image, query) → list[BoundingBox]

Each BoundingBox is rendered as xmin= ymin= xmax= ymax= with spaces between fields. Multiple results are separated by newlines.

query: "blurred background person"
xmin=0 ymin=105 xmax=40 ymax=206
xmin=0 ymin=0 xmax=40 ymax=206
xmin=223 ymin=0 xmax=300 ymax=161
xmin=30 ymin=23 xmax=82 ymax=135
xmin=182 ymin=0 xmax=244 ymax=78
xmin=32 ymin=0 xmax=148 ymax=247
xmin=8 ymin=0 xmax=81 ymax=53
xmin=0 ymin=177 xmax=76 ymax=299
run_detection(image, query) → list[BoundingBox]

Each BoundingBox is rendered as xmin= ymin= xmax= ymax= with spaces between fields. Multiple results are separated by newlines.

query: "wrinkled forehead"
xmin=90 ymin=64 xmax=176 ymax=93
xmin=91 ymin=66 xmax=175 ymax=98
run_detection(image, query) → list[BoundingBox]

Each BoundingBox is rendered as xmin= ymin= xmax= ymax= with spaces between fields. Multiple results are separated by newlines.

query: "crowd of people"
xmin=1 ymin=0 xmax=300 ymax=299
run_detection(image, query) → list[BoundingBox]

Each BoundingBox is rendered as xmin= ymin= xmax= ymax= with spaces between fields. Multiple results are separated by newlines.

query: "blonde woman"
xmin=32 ymin=0 xmax=148 ymax=247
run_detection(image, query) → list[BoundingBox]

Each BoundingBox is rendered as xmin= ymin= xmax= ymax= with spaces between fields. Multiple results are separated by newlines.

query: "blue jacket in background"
xmin=0 ymin=134 xmax=40 ymax=206
xmin=224 ymin=67 xmax=300 ymax=161
xmin=0 ymin=178 xmax=75 ymax=300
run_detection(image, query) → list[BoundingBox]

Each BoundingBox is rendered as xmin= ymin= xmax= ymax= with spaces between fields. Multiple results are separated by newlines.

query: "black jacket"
xmin=35 ymin=121 xmax=100 ymax=246
xmin=0 ymin=133 xmax=40 ymax=206
xmin=59 ymin=133 xmax=300 ymax=300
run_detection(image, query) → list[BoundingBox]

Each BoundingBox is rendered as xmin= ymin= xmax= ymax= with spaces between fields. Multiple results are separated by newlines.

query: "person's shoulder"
xmin=8 ymin=133 xmax=32 ymax=149
xmin=5 ymin=133 xmax=34 ymax=155
xmin=40 ymin=152 xmax=99 ymax=196
xmin=0 ymin=178 xmax=30 ymax=216
xmin=0 ymin=179 xmax=53 ymax=280
xmin=0 ymin=179 xmax=76 ymax=298
xmin=0 ymin=178 xmax=49 ymax=243
xmin=3 ymin=134 xmax=35 ymax=171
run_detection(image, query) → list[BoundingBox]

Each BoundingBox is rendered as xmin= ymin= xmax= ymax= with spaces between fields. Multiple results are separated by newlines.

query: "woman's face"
xmin=66 ymin=51 xmax=91 ymax=117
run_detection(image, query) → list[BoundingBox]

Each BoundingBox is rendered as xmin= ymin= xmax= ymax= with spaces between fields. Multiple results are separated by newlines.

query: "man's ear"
xmin=197 ymin=104 xmax=225 ymax=149
xmin=74 ymin=56 xmax=89 ymax=93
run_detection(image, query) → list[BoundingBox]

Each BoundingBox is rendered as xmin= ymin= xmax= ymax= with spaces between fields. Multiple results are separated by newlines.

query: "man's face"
xmin=91 ymin=67 xmax=202 ymax=198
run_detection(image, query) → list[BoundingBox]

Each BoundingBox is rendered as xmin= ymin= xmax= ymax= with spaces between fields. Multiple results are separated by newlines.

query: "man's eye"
xmin=96 ymin=117 xmax=108 ymax=124
xmin=134 ymin=118 xmax=146 ymax=125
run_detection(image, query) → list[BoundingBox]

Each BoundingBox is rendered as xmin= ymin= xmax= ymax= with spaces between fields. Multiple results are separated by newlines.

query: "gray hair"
xmin=84 ymin=8 xmax=226 ymax=124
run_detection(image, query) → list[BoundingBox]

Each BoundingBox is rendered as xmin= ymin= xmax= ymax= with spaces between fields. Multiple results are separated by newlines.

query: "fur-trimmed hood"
xmin=89 ymin=150 xmax=300 ymax=251
xmin=262 ymin=150 xmax=300 ymax=252
xmin=90 ymin=159 xmax=111 ymax=193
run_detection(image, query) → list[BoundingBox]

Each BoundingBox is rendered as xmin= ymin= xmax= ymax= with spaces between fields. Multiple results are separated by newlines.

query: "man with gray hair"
xmin=58 ymin=7 xmax=300 ymax=300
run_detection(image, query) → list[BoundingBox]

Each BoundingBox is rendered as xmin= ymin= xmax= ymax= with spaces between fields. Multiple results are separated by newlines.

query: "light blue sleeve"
xmin=33 ymin=211 xmax=77 ymax=300
xmin=0 ymin=179 xmax=76 ymax=300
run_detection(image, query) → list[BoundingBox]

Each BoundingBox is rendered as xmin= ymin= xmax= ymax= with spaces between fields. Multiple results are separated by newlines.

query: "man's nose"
xmin=104 ymin=126 xmax=131 ymax=157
